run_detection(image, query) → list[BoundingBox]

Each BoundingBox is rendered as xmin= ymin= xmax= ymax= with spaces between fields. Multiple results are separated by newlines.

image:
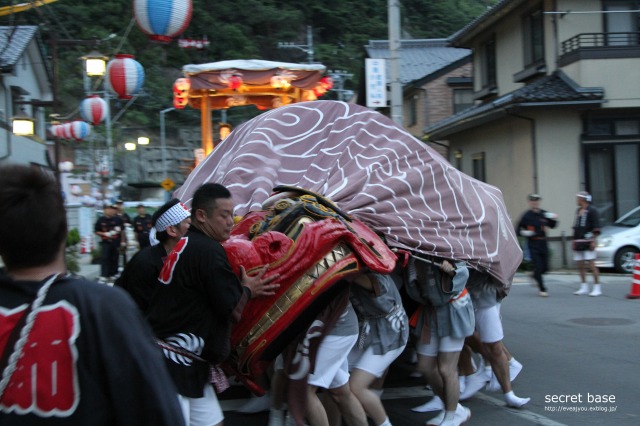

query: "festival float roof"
xmin=180 ymin=59 xmax=330 ymax=155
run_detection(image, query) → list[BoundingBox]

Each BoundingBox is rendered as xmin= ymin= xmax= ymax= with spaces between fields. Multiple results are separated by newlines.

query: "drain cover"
xmin=569 ymin=317 xmax=634 ymax=326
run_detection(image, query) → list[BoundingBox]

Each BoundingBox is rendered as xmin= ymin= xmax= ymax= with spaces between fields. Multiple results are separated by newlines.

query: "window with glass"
xmin=472 ymin=152 xmax=486 ymax=182
xmin=481 ymin=36 xmax=497 ymax=89
xmin=603 ymin=0 xmax=639 ymax=46
xmin=453 ymin=88 xmax=474 ymax=113
xmin=522 ymin=6 xmax=544 ymax=66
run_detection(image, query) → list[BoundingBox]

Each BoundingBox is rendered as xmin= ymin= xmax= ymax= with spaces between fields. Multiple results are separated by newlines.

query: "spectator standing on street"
xmin=114 ymin=200 xmax=131 ymax=267
xmin=572 ymin=191 xmax=602 ymax=296
xmin=145 ymin=183 xmax=279 ymax=426
xmin=94 ymin=204 xmax=124 ymax=283
xmin=0 ymin=163 xmax=185 ymax=425
xmin=517 ymin=193 xmax=558 ymax=297
xmin=133 ymin=203 xmax=153 ymax=250
xmin=115 ymin=199 xmax=191 ymax=313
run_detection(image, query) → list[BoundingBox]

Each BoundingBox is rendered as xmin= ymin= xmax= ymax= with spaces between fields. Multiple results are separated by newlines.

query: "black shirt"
xmin=0 ymin=272 xmax=184 ymax=425
xmin=114 ymin=243 xmax=166 ymax=314
xmin=145 ymin=226 xmax=246 ymax=397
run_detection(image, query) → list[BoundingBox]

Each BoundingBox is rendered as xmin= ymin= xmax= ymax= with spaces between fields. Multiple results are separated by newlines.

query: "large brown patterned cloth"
xmin=175 ymin=101 xmax=522 ymax=291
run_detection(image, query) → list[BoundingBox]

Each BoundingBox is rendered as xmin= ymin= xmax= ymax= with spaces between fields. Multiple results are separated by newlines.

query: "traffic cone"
xmin=626 ymin=253 xmax=640 ymax=299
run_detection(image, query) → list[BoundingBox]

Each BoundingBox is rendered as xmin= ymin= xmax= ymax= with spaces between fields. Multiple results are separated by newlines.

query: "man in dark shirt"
xmin=94 ymin=204 xmax=124 ymax=282
xmin=517 ymin=193 xmax=558 ymax=297
xmin=0 ymin=163 xmax=185 ymax=425
xmin=146 ymin=183 xmax=279 ymax=426
xmin=114 ymin=200 xmax=131 ymax=267
xmin=133 ymin=203 xmax=153 ymax=250
xmin=115 ymin=199 xmax=191 ymax=314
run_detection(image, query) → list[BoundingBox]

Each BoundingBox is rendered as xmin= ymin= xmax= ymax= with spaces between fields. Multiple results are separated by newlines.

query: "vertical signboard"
xmin=365 ymin=58 xmax=387 ymax=108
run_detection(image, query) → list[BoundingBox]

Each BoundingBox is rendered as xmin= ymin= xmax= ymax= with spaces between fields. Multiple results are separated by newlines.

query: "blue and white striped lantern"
xmin=133 ymin=0 xmax=192 ymax=43
xmin=105 ymin=54 xmax=145 ymax=100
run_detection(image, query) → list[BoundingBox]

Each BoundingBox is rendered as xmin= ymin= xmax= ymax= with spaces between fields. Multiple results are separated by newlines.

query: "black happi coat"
xmin=146 ymin=226 xmax=248 ymax=398
xmin=0 ymin=273 xmax=184 ymax=425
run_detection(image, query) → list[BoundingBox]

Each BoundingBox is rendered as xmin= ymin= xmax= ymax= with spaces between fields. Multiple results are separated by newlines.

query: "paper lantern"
xmin=69 ymin=120 xmax=92 ymax=141
xmin=61 ymin=123 xmax=74 ymax=140
xmin=106 ymin=54 xmax=145 ymax=100
xmin=173 ymin=77 xmax=190 ymax=109
xmin=133 ymin=0 xmax=192 ymax=43
xmin=80 ymin=95 xmax=108 ymax=125
xmin=228 ymin=75 xmax=243 ymax=90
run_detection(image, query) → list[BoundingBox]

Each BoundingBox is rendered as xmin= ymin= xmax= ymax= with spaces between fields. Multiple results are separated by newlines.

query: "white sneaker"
xmin=439 ymin=405 xmax=471 ymax=426
xmin=453 ymin=405 xmax=471 ymax=425
xmin=574 ymin=283 xmax=590 ymax=295
xmin=412 ymin=396 xmax=444 ymax=412
xmin=487 ymin=359 xmax=522 ymax=392
xmin=425 ymin=410 xmax=445 ymax=426
xmin=460 ymin=372 xmax=489 ymax=400
xmin=505 ymin=391 xmax=530 ymax=408
xmin=589 ymin=285 xmax=602 ymax=297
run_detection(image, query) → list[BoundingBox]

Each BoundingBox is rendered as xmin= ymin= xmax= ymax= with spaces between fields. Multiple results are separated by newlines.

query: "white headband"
xmin=149 ymin=202 xmax=190 ymax=246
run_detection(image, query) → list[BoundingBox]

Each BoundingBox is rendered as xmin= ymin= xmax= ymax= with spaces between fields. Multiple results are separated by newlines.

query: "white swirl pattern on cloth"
xmin=174 ymin=101 xmax=522 ymax=290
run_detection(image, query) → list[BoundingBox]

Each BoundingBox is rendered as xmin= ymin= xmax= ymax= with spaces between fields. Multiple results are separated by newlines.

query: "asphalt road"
xmin=215 ymin=271 xmax=640 ymax=426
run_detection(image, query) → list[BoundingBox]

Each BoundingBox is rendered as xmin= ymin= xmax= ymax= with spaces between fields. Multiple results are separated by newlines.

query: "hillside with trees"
xmin=4 ymin=0 xmax=497 ymax=133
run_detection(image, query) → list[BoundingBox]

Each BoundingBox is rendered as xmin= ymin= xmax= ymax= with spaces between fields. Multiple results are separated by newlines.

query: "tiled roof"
xmin=0 ymin=26 xmax=38 ymax=70
xmin=425 ymin=71 xmax=604 ymax=137
xmin=365 ymin=39 xmax=470 ymax=84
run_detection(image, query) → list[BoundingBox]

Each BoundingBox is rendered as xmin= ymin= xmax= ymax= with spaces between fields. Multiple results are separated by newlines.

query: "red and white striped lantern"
xmin=69 ymin=120 xmax=92 ymax=141
xmin=80 ymin=95 xmax=108 ymax=125
xmin=133 ymin=0 xmax=192 ymax=44
xmin=105 ymin=54 xmax=145 ymax=100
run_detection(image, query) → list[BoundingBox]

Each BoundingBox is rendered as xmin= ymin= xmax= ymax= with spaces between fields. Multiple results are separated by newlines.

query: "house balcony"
xmin=559 ymin=32 xmax=640 ymax=67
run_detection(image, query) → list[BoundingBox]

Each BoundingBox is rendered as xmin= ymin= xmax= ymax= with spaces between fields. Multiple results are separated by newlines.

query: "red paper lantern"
xmin=173 ymin=77 xmax=190 ymax=109
xmin=228 ymin=75 xmax=243 ymax=90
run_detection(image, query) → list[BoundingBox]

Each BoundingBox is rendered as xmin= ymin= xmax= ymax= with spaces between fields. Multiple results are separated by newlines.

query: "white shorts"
xmin=308 ymin=333 xmax=358 ymax=389
xmin=573 ymin=250 xmax=596 ymax=261
xmin=178 ymin=384 xmax=223 ymax=426
xmin=416 ymin=326 xmax=464 ymax=356
xmin=348 ymin=344 xmax=406 ymax=378
xmin=474 ymin=304 xmax=504 ymax=343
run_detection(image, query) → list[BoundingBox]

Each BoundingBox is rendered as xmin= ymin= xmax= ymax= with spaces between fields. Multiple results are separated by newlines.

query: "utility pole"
xmin=388 ymin=0 xmax=403 ymax=126
xmin=278 ymin=25 xmax=314 ymax=64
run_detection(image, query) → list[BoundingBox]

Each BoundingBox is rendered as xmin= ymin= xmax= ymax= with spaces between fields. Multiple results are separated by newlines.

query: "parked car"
xmin=595 ymin=206 xmax=640 ymax=273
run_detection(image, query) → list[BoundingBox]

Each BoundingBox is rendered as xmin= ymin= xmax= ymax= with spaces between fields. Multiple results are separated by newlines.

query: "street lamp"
xmin=11 ymin=113 xmax=35 ymax=136
xmin=82 ymin=50 xmax=109 ymax=77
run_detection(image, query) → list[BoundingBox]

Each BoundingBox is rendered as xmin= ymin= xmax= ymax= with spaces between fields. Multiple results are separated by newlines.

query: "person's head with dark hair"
xmin=149 ymin=198 xmax=191 ymax=245
xmin=191 ymin=183 xmax=234 ymax=242
xmin=0 ymin=164 xmax=67 ymax=271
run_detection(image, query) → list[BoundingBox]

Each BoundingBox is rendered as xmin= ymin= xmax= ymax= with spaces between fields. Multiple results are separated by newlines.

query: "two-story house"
xmin=363 ymin=39 xmax=472 ymax=156
xmin=424 ymin=0 xmax=640 ymax=267
xmin=0 ymin=25 xmax=53 ymax=168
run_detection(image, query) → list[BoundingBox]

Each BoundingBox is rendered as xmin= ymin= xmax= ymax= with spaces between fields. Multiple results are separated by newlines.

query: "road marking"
xmin=473 ymin=393 xmax=568 ymax=426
